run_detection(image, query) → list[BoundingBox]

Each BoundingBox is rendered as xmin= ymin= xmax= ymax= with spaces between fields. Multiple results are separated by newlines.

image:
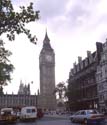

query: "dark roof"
xmin=42 ymin=31 xmax=53 ymax=51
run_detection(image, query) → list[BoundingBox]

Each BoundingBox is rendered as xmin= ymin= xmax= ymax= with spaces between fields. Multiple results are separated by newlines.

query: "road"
xmin=14 ymin=115 xmax=107 ymax=125
xmin=15 ymin=117 xmax=71 ymax=125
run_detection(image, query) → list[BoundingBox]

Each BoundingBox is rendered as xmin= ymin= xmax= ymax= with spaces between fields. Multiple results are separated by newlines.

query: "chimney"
xmin=78 ymin=56 xmax=82 ymax=63
xmin=87 ymin=51 xmax=91 ymax=57
xmin=96 ymin=42 xmax=103 ymax=63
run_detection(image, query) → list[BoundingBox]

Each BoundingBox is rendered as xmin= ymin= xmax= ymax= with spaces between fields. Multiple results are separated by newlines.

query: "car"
xmin=0 ymin=108 xmax=17 ymax=123
xmin=70 ymin=109 xmax=105 ymax=124
xmin=20 ymin=106 xmax=37 ymax=121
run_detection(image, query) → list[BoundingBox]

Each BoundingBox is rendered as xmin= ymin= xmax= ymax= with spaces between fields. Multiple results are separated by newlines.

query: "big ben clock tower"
xmin=39 ymin=31 xmax=56 ymax=110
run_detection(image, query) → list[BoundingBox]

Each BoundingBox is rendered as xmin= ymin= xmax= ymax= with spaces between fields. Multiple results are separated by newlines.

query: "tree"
xmin=0 ymin=0 xmax=39 ymax=86
xmin=0 ymin=0 xmax=39 ymax=43
xmin=54 ymin=82 xmax=66 ymax=100
xmin=0 ymin=40 xmax=14 ymax=87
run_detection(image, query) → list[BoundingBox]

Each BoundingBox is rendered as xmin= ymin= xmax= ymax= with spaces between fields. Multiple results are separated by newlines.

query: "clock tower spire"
xmin=43 ymin=30 xmax=53 ymax=50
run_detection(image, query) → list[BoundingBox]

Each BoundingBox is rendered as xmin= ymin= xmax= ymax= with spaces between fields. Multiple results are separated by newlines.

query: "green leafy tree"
xmin=0 ymin=0 xmax=39 ymax=43
xmin=0 ymin=40 xmax=14 ymax=87
xmin=54 ymin=82 xmax=66 ymax=99
xmin=0 ymin=0 xmax=39 ymax=86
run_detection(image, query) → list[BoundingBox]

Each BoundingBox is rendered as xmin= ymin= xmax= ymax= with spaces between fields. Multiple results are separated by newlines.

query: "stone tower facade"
xmin=39 ymin=31 xmax=56 ymax=110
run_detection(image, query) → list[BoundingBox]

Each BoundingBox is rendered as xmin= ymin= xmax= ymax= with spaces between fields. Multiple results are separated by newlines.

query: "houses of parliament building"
xmin=0 ymin=31 xmax=56 ymax=111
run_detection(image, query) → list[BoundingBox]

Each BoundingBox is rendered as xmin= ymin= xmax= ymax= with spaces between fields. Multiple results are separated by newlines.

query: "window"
xmin=32 ymin=109 xmax=36 ymax=113
xmin=27 ymin=109 xmax=31 ymax=113
xmin=80 ymin=111 xmax=86 ymax=115
xmin=74 ymin=111 xmax=81 ymax=115
xmin=26 ymin=108 xmax=36 ymax=113
xmin=88 ymin=110 xmax=98 ymax=114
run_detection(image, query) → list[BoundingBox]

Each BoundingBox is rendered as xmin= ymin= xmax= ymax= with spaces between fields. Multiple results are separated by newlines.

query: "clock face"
xmin=46 ymin=55 xmax=52 ymax=62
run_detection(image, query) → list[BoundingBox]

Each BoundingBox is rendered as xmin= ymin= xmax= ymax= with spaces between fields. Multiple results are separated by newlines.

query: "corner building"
xmin=38 ymin=31 xmax=56 ymax=110
xmin=68 ymin=42 xmax=103 ymax=111
xmin=96 ymin=40 xmax=107 ymax=112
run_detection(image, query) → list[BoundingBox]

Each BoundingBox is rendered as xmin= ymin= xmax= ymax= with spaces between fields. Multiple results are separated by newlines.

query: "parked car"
xmin=0 ymin=108 xmax=17 ymax=123
xmin=20 ymin=106 xmax=37 ymax=121
xmin=70 ymin=109 xmax=105 ymax=124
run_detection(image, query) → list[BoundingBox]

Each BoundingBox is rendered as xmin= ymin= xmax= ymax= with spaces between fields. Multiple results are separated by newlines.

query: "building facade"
xmin=96 ymin=40 xmax=107 ymax=112
xmin=0 ymin=94 xmax=37 ymax=109
xmin=18 ymin=80 xmax=30 ymax=95
xmin=38 ymin=31 xmax=56 ymax=110
xmin=68 ymin=42 xmax=103 ymax=111
xmin=0 ymin=81 xmax=37 ymax=109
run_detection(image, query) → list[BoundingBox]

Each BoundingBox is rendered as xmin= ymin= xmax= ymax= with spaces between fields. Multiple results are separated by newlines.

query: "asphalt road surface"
xmin=14 ymin=115 xmax=107 ymax=125
xmin=15 ymin=116 xmax=77 ymax=125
